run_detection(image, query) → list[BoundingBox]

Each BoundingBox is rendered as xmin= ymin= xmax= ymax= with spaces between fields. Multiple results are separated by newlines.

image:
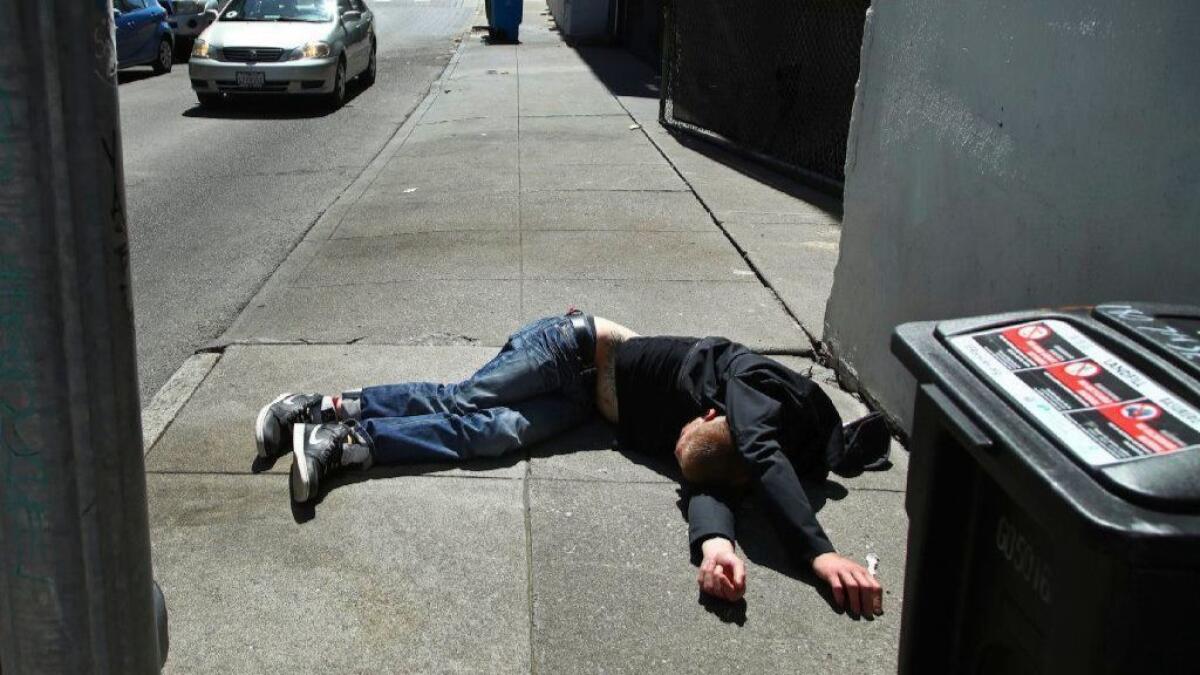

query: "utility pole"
xmin=0 ymin=0 xmax=164 ymax=672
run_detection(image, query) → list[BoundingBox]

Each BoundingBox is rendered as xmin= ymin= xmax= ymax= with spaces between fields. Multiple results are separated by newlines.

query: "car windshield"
xmin=220 ymin=0 xmax=334 ymax=22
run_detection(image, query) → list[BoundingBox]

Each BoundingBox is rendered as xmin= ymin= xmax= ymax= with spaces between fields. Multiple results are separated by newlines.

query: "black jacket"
xmin=616 ymin=336 xmax=846 ymax=565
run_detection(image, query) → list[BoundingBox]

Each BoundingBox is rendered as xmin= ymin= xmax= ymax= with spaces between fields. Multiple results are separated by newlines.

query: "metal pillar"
xmin=0 ymin=0 xmax=162 ymax=672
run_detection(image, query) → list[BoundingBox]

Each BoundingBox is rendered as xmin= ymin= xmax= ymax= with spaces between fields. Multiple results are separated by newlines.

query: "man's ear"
xmin=704 ymin=408 xmax=718 ymax=422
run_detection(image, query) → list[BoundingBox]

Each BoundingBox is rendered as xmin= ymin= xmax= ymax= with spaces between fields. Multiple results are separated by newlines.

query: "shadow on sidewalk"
xmin=276 ymin=414 xmax=870 ymax=622
xmin=573 ymin=45 xmax=661 ymax=99
xmin=664 ymin=129 xmax=844 ymax=217
xmin=570 ymin=43 xmax=844 ymax=219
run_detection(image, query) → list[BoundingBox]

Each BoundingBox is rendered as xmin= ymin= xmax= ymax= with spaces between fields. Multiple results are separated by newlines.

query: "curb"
xmin=141 ymin=352 xmax=221 ymax=453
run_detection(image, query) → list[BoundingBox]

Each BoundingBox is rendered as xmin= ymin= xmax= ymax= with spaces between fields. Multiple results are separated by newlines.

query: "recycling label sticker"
xmin=949 ymin=319 xmax=1200 ymax=466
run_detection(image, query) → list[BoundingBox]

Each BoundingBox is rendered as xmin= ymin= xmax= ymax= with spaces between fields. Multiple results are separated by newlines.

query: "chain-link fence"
xmin=660 ymin=0 xmax=870 ymax=193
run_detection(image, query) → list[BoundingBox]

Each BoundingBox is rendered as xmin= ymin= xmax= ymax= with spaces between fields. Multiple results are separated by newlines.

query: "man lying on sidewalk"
xmin=253 ymin=311 xmax=890 ymax=616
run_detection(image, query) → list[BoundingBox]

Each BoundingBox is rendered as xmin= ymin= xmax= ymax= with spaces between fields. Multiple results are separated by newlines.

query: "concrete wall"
xmin=547 ymin=0 xmax=612 ymax=40
xmin=824 ymin=0 xmax=1200 ymax=428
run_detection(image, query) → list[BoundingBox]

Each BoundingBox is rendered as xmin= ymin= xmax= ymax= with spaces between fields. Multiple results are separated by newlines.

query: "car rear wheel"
xmin=325 ymin=57 xmax=346 ymax=110
xmin=196 ymin=92 xmax=222 ymax=108
xmin=360 ymin=40 xmax=376 ymax=88
xmin=152 ymin=38 xmax=173 ymax=74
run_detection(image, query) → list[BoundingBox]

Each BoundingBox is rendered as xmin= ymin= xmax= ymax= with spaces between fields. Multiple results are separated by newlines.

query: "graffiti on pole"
xmin=95 ymin=0 xmax=118 ymax=82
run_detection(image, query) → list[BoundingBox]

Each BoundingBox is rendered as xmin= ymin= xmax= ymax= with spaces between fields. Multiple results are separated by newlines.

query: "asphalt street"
xmin=118 ymin=0 xmax=477 ymax=401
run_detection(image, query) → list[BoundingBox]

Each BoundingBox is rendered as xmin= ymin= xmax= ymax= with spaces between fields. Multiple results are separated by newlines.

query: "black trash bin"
xmin=892 ymin=302 xmax=1200 ymax=675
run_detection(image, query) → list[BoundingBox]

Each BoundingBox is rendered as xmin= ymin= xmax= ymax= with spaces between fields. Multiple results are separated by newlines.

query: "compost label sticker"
xmin=949 ymin=319 xmax=1200 ymax=465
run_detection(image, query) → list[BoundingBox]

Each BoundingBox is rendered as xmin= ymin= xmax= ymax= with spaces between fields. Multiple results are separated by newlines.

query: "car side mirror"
xmin=341 ymin=10 xmax=362 ymax=22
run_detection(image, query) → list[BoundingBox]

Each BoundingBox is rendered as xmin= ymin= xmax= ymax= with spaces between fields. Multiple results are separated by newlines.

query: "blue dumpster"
xmin=487 ymin=0 xmax=522 ymax=42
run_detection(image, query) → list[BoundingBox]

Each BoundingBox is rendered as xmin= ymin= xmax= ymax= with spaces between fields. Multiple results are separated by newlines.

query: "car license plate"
xmin=236 ymin=72 xmax=265 ymax=89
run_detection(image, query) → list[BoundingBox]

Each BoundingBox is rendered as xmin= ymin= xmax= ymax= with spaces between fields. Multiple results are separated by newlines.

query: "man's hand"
xmin=698 ymin=537 xmax=746 ymax=602
xmin=811 ymin=552 xmax=883 ymax=616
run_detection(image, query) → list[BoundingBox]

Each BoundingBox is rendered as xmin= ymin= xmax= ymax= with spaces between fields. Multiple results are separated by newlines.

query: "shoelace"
xmin=309 ymin=425 xmax=348 ymax=468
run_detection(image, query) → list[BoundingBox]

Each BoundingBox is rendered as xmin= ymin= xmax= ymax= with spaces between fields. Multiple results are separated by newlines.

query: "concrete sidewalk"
xmin=143 ymin=3 xmax=908 ymax=672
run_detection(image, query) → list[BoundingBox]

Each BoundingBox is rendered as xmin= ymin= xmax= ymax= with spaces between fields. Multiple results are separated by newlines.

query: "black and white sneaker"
xmin=290 ymin=422 xmax=374 ymax=504
xmin=254 ymin=393 xmax=332 ymax=460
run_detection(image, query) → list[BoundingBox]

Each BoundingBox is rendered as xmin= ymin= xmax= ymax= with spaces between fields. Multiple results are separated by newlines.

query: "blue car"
xmin=115 ymin=0 xmax=176 ymax=74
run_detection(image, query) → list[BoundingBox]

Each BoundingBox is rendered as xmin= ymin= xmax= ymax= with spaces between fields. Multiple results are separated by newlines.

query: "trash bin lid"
xmin=1093 ymin=303 xmax=1200 ymax=382
xmin=945 ymin=316 xmax=1200 ymax=510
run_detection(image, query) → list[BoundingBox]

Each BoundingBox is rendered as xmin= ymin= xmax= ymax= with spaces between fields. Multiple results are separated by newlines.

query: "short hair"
xmin=679 ymin=421 xmax=750 ymax=487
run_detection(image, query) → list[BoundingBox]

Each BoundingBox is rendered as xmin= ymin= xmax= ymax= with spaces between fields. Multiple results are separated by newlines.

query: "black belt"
xmin=568 ymin=312 xmax=596 ymax=368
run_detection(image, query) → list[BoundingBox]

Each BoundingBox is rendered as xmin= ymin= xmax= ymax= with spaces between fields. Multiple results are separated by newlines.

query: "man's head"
xmin=674 ymin=409 xmax=751 ymax=488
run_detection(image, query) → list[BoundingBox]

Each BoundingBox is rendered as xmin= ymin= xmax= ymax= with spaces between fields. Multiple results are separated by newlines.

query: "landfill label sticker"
xmin=971 ymin=323 xmax=1085 ymax=370
xmin=1012 ymin=359 xmax=1142 ymax=411
xmin=1066 ymin=401 xmax=1200 ymax=459
xmin=949 ymin=319 xmax=1200 ymax=466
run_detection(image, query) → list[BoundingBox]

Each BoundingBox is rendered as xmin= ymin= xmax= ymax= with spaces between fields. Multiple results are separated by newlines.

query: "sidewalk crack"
xmin=516 ymin=44 xmax=536 ymax=675
xmin=516 ymin=41 xmax=525 ymax=320
xmin=523 ymin=456 xmax=538 ymax=675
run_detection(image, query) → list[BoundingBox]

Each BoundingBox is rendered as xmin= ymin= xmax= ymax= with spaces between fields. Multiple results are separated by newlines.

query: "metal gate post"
xmin=0 ymin=0 xmax=162 ymax=672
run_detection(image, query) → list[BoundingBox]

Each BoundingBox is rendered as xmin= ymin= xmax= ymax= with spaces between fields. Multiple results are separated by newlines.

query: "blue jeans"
xmin=359 ymin=315 xmax=596 ymax=464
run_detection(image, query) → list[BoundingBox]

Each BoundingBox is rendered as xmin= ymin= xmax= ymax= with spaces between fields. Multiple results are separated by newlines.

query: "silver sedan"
xmin=189 ymin=0 xmax=375 ymax=109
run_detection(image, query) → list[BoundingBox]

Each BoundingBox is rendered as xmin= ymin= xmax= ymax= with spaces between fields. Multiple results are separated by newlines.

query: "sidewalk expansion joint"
xmin=520 ymin=188 xmax=683 ymax=194
xmin=417 ymin=116 xmax=491 ymax=125
xmin=196 ymin=338 xmax=373 ymax=352
xmin=284 ymin=277 xmax=758 ymax=287
xmin=839 ymin=486 xmax=906 ymax=495
xmin=326 ymin=227 xmax=726 ymax=238
xmin=194 ymin=344 xmax=228 ymax=354
xmin=146 ymin=469 xmax=285 ymax=477
xmin=144 ymin=468 xmax=529 ymax=481
xmin=201 ymin=339 xmax=818 ymax=355
xmin=516 ymin=42 xmax=537 ymax=675
xmin=759 ymin=347 xmax=818 ymax=357
xmin=519 ymin=113 xmax=629 ymax=119
xmin=520 ymin=188 xmax=687 ymax=193
xmin=522 ymin=452 xmax=538 ymax=675
xmin=527 ymin=475 xmax=674 ymax=486
xmin=516 ymin=42 xmax=526 ymax=320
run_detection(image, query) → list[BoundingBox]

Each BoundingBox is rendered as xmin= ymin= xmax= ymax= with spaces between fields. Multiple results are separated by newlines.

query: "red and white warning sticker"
xmin=949 ymin=319 xmax=1200 ymax=465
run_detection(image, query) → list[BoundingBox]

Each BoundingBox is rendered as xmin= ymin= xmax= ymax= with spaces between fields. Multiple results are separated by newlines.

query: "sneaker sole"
xmin=254 ymin=392 xmax=293 ymax=459
xmin=291 ymin=424 xmax=314 ymax=503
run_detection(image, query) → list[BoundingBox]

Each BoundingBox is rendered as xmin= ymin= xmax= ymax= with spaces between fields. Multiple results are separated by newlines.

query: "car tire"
xmin=360 ymin=40 xmax=376 ymax=88
xmin=196 ymin=92 xmax=222 ymax=108
xmin=152 ymin=38 xmax=173 ymax=74
xmin=325 ymin=57 xmax=347 ymax=110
